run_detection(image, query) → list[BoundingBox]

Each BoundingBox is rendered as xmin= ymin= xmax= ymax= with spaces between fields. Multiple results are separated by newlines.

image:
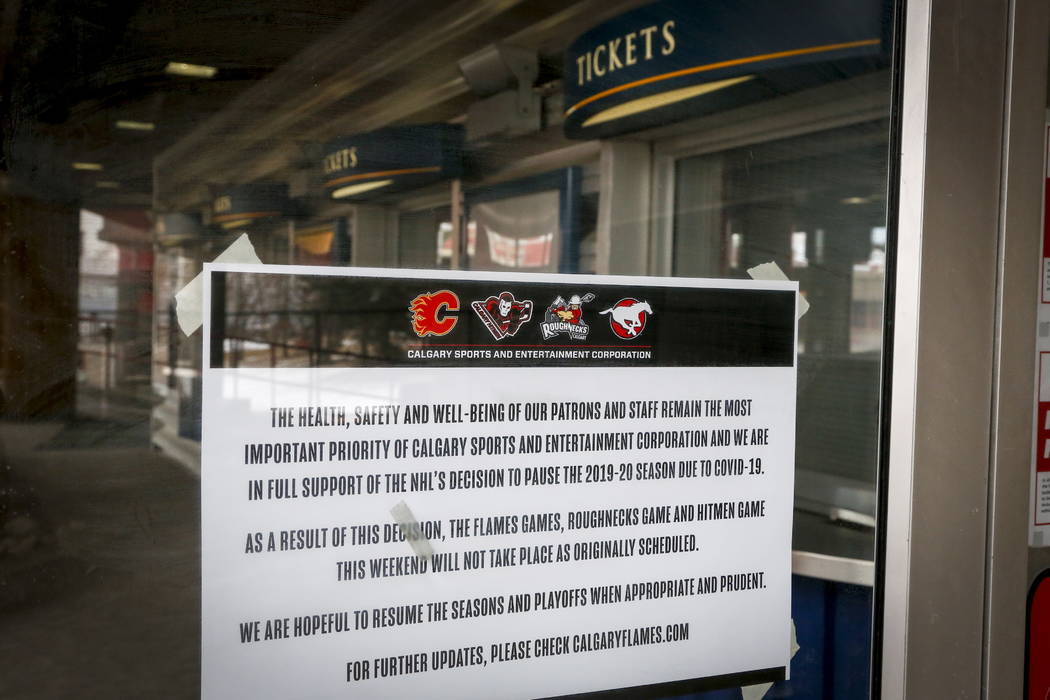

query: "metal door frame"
xmin=881 ymin=0 xmax=1048 ymax=697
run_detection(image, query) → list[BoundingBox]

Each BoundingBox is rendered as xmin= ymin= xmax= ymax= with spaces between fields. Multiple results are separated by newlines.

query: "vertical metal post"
xmin=558 ymin=166 xmax=583 ymax=274
xmin=288 ymin=220 xmax=296 ymax=264
xmin=209 ymin=271 xmax=227 ymax=369
xmin=102 ymin=323 xmax=113 ymax=392
xmin=312 ymin=310 xmax=322 ymax=368
xmin=879 ymin=0 xmax=1046 ymax=697
xmin=597 ymin=140 xmax=652 ymax=275
xmin=450 ymin=178 xmax=463 ymax=270
xmin=167 ymin=301 xmax=177 ymax=389
xmin=985 ymin=0 xmax=1049 ymax=696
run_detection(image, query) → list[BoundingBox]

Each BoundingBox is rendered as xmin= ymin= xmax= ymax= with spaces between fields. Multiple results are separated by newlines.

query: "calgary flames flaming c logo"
xmin=409 ymin=290 xmax=460 ymax=337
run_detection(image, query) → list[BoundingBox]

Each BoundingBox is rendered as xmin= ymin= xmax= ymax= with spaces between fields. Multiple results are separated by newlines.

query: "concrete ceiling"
xmin=1 ymin=0 xmax=367 ymax=207
xmin=1 ymin=0 xmax=651 ymax=212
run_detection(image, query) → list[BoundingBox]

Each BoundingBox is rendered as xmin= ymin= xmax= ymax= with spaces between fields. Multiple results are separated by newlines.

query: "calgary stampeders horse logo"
xmin=599 ymin=298 xmax=654 ymax=339
xmin=409 ymin=290 xmax=460 ymax=337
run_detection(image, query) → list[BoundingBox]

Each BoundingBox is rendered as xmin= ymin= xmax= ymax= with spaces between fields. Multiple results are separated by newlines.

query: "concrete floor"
xmin=0 ymin=422 xmax=200 ymax=699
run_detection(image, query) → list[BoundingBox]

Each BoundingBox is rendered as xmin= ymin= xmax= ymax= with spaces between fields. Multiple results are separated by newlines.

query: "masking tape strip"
xmin=741 ymin=265 xmax=803 ymax=700
xmin=390 ymin=500 xmax=434 ymax=561
xmin=174 ymin=233 xmax=262 ymax=336
xmin=746 ymin=261 xmax=810 ymax=319
xmin=740 ymin=619 xmax=800 ymax=700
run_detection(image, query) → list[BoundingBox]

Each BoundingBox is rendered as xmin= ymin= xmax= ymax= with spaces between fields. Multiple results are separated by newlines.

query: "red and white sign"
xmin=1032 ymin=118 xmax=1050 ymax=545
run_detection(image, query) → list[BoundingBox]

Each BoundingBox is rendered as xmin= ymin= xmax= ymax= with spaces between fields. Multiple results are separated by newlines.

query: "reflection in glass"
xmin=673 ymin=119 xmax=888 ymax=560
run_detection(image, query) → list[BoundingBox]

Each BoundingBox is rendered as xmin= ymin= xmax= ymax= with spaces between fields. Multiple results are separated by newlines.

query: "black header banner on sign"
xmin=208 ymin=270 xmax=796 ymax=369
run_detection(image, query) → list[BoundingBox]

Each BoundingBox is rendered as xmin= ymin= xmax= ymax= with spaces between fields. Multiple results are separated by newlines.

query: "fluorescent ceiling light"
xmin=219 ymin=218 xmax=254 ymax=230
xmin=115 ymin=120 xmax=155 ymax=131
xmin=841 ymin=196 xmax=870 ymax=205
xmin=581 ymin=75 xmax=755 ymax=128
xmin=72 ymin=162 xmax=103 ymax=170
xmin=331 ymin=179 xmax=394 ymax=199
xmin=165 ymin=62 xmax=217 ymax=78
xmin=96 ymin=181 xmax=121 ymax=189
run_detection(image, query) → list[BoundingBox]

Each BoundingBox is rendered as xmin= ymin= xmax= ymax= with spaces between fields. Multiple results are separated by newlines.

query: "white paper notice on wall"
xmin=1031 ymin=113 xmax=1050 ymax=547
xmin=200 ymin=264 xmax=798 ymax=699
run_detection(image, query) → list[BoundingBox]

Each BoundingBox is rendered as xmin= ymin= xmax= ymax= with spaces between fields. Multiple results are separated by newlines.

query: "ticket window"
xmin=634 ymin=70 xmax=895 ymax=695
xmin=462 ymin=167 xmax=598 ymax=275
xmin=668 ymin=119 xmax=888 ymax=559
xmin=292 ymin=219 xmax=350 ymax=267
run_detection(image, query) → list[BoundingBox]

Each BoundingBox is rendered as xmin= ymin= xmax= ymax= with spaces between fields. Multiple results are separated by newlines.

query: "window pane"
xmin=1 ymin=2 xmax=896 ymax=698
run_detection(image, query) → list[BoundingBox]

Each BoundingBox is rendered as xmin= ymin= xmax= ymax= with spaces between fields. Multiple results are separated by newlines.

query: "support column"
xmin=596 ymin=140 xmax=651 ymax=275
xmin=350 ymin=204 xmax=395 ymax=267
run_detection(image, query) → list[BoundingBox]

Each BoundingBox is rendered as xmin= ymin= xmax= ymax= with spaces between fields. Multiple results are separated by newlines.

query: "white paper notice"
xmin=201 ymin=264 xmax=797 ymax=698
xmin=1032 ymin=115 xmax=1050 ymax=547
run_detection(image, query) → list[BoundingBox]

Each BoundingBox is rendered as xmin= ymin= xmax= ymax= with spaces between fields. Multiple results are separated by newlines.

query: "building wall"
xmin=0 ymin=193 xmax=80 ymax=417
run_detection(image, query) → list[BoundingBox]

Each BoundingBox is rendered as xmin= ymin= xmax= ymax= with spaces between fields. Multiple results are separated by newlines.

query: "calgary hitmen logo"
xmin=471 ymin=291 xmax=533 ymax=340
xmin=540 ymin=293 xmax=595 ymax=341
xmin=409 ymin=290 xmax=460 ymax=337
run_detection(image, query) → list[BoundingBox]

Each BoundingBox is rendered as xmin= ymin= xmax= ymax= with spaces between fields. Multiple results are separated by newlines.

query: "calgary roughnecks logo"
xmin=540 ymin=293 xmax=595 ymax=340
xmin=471 ymin=291 xmax=533 ymax=340
xmin=409 ymin=290 xmax=460 ymax=337
xmin=600 ymin=298 xmax=654 ymax=339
